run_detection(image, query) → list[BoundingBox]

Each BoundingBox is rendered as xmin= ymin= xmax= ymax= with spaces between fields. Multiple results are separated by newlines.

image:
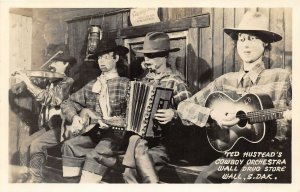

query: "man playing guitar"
xmin=60 ymin=38 xmax=130 ymax=183
xmin=177 ymin=11 xmax=292 ymax=183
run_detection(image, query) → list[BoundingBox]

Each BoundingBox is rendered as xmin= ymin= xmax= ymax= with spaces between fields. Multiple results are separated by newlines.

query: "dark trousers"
xmin=61 ymin=128 xmax=124 ymax=177
xmin=19 ymin=128 xmax=61 ymax=167
xmin=123 ymin=136 xmax=169 ymax=183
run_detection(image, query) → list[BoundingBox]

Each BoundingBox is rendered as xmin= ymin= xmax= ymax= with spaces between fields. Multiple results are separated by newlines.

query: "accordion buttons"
xmin=147 ymin=106 xmax=152 ymax=111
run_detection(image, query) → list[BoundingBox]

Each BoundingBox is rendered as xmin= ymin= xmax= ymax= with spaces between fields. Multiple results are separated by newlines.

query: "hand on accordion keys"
xmin=154 ymin=109 xmax=177 ymax=124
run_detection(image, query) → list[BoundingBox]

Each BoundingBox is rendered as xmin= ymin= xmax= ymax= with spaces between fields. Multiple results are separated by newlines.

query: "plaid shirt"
xmin=29 ymin=77 xmax=74 ymax=107
xmin=142 ymin=68 xmax=191 ymax=109
xmin=177 ymin=62 xmax=292 ymax=141
xmin=26 ymin=76 xmax=74 ymax=128
xmin=61 ymin=77 xmax=129 ymax=123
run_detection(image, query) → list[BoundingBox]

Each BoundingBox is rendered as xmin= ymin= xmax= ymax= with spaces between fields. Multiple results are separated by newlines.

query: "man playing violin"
xmin=13 ymin=44 xmax=76 ymax=183
xmin=177 ymin=11 xmax=292 ymax=183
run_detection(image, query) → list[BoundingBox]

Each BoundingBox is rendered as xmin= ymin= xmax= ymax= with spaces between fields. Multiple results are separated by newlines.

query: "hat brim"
xmin=42 ymin=56 xmax=76 ymax=70
xmin=54 ymin=56 xmax=77 ymax=65
xmin=89 ymin=45 xmax=129 ymax=59
xmin=224 ymin=28 xmax=282 ymax=43
xmin=137 ymin=47 xmax=180 ymax=54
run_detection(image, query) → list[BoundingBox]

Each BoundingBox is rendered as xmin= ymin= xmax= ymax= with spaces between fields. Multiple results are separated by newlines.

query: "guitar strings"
xmin=235 ymin=108 xmax=286 ymax=120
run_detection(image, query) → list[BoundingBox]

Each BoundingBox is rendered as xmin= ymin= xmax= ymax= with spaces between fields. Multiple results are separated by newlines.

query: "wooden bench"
xmin=43 ymin=154 xmax=207 ymax=183
xmin=42 ymin=126 xmax=220 ymax=183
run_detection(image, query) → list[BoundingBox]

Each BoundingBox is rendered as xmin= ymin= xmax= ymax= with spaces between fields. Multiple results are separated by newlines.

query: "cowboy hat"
xmin=224 ymin=11 xmax=282 ymax=43
xmin=44 ymin=43 xmax=76 ymax=69
xmin=137 ymin=32 xmax=180 ymax=54
xmin=89 ymin=38 xmax=129 ymax=59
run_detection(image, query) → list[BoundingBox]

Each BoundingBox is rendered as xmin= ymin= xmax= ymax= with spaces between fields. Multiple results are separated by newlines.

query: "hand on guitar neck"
xmin=210 ymin=110 xmax=240 ymax=129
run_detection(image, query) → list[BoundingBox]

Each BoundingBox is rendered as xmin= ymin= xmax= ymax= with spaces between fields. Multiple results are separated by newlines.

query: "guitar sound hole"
xmin=236 ymin=110 xmax=247 ymax=127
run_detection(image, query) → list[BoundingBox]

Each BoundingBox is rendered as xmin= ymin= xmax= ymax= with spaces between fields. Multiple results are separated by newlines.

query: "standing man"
xmin=177 ymin=11 xmax=292 ymax=183
xmin=60 ymin=39 xmax=129 ymax=183
xmin=13 ymin=44 xmax=76 ymax=183
xmin=122 ymin=32 xmax=191 ymax=183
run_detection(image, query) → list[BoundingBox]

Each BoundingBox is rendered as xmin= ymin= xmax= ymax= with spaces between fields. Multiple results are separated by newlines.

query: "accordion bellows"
xmin=126 ymin=81 xmax=173 ymax=137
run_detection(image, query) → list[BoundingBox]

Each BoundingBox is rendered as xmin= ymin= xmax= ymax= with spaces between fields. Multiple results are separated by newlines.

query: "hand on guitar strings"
xmin=210 ymin=110 xmax=240 ymax=129
xmin=154 ymin=109 xmax=177 ymax=124
xmin=71 ymin=115 xmax=85 ymax=133
xmin=98 ymin=119 xmax=110 ymax=129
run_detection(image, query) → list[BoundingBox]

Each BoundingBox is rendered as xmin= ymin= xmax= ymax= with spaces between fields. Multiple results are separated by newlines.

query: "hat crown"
xmin=237 ymin=11 xmax=269 ymax=31
xmin=223 ymin=11 xmax=282 ymax=43
xmin=90 ymin=37 xmax=129 ymax=59
xmin=143 ymin=32 xmax=170 ymax=52
xmin=137 ymin=32 xmax=180 ymax=53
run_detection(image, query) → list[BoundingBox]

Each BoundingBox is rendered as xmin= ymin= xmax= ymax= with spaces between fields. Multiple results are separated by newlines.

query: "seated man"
xmin=60 ymin=39 xmax=130 ymax=183
xmin=177 ymin=11 xmax=292 ymax=183
xmin=13 ymin=44 xmax=76 ymax=183
xmin=122 ymin=32 xmax=192 ymax=183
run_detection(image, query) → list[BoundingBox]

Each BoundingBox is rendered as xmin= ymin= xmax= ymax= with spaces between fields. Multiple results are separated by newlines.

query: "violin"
xmin=12 ymin=70 xmax=65 ymax=79
xmin=10 ymin=70 xmax=66 ymax=95
xmin=10 ymin=50 xmax=66 ymax=94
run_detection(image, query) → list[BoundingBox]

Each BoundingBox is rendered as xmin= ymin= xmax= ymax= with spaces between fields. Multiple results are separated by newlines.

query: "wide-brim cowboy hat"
xmin=43 ymin=43 xmax=76 ymax=69
xmin=89 ymin=38 xmax=129 ymax=59
xmin=137 ymin=32 xmax=180 ymax=54
xmin=224 ymin=11 xmax=282 ymax=43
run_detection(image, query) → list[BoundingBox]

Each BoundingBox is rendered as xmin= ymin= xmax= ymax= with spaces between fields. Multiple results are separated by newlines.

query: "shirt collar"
xmin=237 ymin=62 xmax=265 ymax=84
xmin=99 ymin=71 xmax=119 ymax=81
xmin=92 ymin=72 xmax=119 ymax=93
xmin=145 ymin=68 xmax=173 ymax=81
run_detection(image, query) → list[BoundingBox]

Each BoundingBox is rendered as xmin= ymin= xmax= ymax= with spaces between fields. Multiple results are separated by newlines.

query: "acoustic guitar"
xmin=204 ymin=91 xmax=288 ymax=153
xmin=61 ymin=108 xmax=126 ymax=141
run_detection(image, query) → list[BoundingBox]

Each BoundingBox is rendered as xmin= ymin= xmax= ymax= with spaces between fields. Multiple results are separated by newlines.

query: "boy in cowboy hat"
xmin=122 ymin=32 xmax=191 ymax=183
xmin=60 ymin=38 xmax=130 ymax=183
xmin=13 ymin=43 xmax=76 ymax=183
xmin=177 ymin=11 xmax=292 ymax=183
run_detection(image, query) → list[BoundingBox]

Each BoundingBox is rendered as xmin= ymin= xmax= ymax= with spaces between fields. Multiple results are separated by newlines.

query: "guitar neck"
xmin=247 ymin=108 xmax=286 ymax=124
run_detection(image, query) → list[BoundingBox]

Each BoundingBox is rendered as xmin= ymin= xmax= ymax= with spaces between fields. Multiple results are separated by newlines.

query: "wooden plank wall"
xmin=64 ymin=8 xmax=292 ymax=92
xmin=9 ymin=14 xmax=33 ymax=163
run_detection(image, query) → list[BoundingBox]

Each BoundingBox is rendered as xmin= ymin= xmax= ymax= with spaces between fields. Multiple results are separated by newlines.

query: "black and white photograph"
xmin=1 ymin=1 xmax=300 ymax=192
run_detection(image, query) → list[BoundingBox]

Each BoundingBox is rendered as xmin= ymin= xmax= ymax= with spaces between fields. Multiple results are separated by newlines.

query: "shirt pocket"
xmin=110 ymin=95 xmax=127 ymax=116
xmin=85 ymin=93 xmax=97 ymax=109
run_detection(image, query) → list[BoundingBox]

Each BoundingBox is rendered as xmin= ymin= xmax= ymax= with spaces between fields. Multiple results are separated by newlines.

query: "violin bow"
xmin=40 ymin=50 xmax=63 ymax=69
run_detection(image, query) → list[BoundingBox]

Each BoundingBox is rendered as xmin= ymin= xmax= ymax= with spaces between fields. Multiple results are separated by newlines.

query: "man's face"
xmin=49 ymin=61 xmax=68 ymax=74
xmin=97 ymin=52 xmax=118 ymax=72
xmin=237 ymin=33 xmax=265 ymax=64
xmin=144 ymin=53 xmax=167 ymax=73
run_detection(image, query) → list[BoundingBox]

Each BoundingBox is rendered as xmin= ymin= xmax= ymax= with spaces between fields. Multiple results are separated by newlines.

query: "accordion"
xmin=126 ymin=81 xmax=173 ymax=137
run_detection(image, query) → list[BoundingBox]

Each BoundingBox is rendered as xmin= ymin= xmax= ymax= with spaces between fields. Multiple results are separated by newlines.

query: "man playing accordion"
xmin=122 ymin=32 xmax=192 ymax=183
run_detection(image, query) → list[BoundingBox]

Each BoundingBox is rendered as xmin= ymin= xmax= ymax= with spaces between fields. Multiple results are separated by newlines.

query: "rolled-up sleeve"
xmin=177 ymin=80 xmax=218 ymax=127
xmin=172 ymin=81 xmax=192 ymax=108
xmin=61 ymin=84 xmax=88 ymax=122
xmin=35 ymin=77 xmax=74 ymax=106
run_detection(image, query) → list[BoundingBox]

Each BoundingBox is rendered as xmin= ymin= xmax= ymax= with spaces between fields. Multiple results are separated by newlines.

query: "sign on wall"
xmin=130 ymin=8 xmax=160 ymax=26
